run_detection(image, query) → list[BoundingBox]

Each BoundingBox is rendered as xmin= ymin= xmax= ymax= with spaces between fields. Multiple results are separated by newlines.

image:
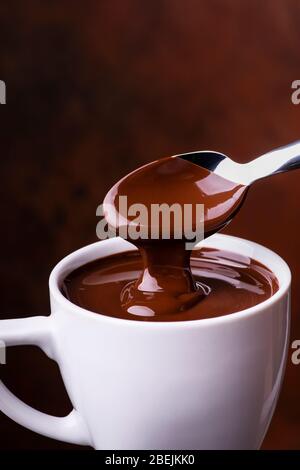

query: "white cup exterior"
xmin=0 ymin=234 xmax=291 ymax=449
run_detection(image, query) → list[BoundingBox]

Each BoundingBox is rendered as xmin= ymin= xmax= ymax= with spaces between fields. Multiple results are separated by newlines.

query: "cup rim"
xmin=49 ymin=234 xmax=291 ymax=328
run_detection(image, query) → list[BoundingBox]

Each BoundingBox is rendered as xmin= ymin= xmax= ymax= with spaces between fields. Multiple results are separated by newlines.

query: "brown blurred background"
xmin=0 ymin=0 xmax=300 ymax=449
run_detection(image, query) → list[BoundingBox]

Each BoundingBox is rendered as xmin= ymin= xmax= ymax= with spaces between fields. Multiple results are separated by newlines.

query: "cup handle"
xmin=0 ymin=315 xmax=91 ymax=446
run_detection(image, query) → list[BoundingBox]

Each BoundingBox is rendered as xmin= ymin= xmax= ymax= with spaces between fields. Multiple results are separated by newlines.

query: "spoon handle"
xmin=245 ymin=140 xmax=300 ymax=185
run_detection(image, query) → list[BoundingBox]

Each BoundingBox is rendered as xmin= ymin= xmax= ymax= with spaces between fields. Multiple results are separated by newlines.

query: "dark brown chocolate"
xmin=102 ymin=157 xmax=249 ymax=316
xmin=62 ymin=248 xmax=278 ymax=321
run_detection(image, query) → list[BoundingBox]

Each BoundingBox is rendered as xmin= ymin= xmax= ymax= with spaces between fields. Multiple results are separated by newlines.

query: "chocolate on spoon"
xmin=103 ymin=141 xmax=300 ymax=318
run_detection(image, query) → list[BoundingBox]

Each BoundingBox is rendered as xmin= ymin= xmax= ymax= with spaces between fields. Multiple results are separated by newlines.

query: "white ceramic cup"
xmin=0 ymin=234 xmax=291 ymax=449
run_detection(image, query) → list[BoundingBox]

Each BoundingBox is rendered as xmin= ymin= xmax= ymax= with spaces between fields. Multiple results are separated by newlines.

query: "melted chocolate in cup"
xmin=102 ymin=156 xmax=249 ymax=319
xmin=62 ymin=248 xmax=278 ymax=322
xmin=119 ymin=240 xmax=205 ymax=316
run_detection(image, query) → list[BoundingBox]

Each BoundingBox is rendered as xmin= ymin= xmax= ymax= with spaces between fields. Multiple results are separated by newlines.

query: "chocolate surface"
xmin=104 ymin=156 xmax=247 ymax=237
xmin=62 ymin=248 xmax=278 ymax=321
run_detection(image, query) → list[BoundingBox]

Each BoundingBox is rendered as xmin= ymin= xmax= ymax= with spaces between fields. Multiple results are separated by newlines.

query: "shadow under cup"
xmin=0 ymin=234 xmax=291 ymax=449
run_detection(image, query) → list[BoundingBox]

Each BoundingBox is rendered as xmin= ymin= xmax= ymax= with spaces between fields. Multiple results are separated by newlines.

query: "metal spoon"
xmin=177 ymin=141 xmax=300 ymax=186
